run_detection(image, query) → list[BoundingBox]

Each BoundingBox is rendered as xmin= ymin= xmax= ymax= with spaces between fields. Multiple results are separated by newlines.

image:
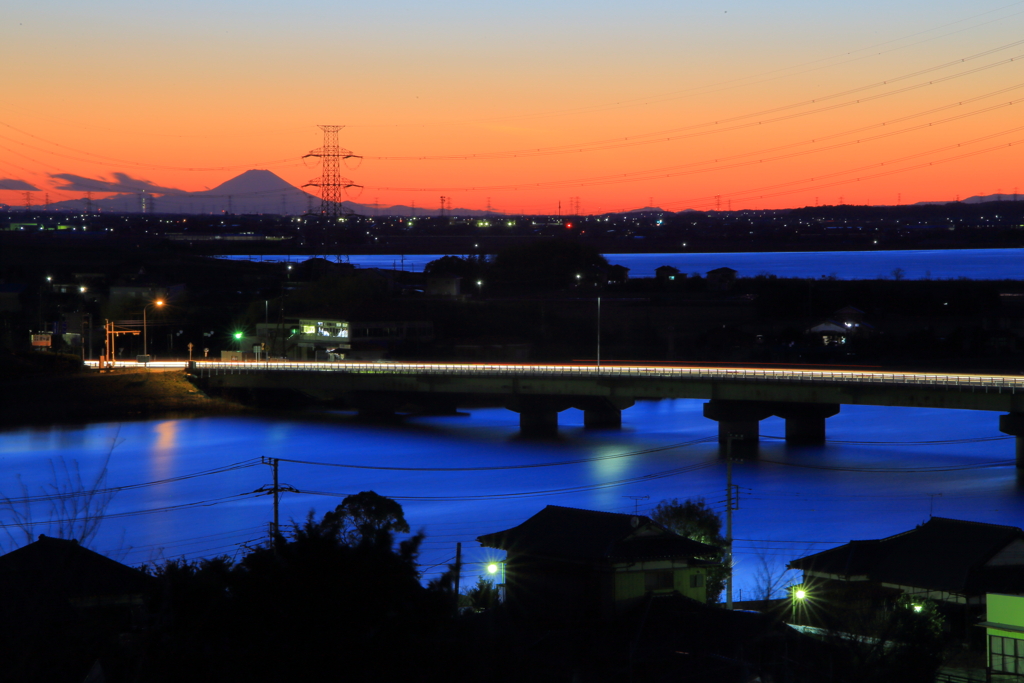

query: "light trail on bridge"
xmin=91 ymin=359 xmax=1023 ymax=391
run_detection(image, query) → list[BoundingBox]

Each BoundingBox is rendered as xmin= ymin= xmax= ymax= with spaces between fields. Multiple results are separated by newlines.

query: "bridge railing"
xmin=185 ymin=361 xmax=1023 ymax=392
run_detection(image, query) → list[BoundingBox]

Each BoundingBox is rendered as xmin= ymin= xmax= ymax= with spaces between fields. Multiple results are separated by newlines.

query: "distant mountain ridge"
xmin=913 ymin=193 xmax=1020 ymax=206
xmin=23 ymin=170 xmax=1023 ymax=215
xmin=41 ymin=169 xmax=496 ymax=217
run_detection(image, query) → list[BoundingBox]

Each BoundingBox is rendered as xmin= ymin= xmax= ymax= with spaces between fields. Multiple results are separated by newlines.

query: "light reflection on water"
xmin=1 ymin=400 xmax=1021 ymax=595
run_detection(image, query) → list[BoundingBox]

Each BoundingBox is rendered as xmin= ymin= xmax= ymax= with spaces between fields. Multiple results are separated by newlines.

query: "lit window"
xmin=991 ymin=636 xmax=1024 ymax=675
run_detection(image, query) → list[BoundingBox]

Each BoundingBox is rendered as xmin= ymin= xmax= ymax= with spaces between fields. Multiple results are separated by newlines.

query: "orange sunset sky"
xmin=1 ymin=0 xmax=1022 ymax=214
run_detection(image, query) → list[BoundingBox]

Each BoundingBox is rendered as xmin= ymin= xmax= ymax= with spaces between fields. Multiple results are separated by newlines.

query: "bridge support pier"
xmin=703 ymin=401 xmax=774 ymax=455
xmin=999 ymin=414 xmax=1024 ymax=469
xmin=519 ymin=409 xmax=560 ymax=435
xmin=576 ymin=397 xmax=636 ymax=429
xmin=772 ymin=403 xmax=841 ymax=444
xmin=584 ymin=408 xmax=622 ymax=429
xmin=506 ymin=396 xmax=574 ymax=436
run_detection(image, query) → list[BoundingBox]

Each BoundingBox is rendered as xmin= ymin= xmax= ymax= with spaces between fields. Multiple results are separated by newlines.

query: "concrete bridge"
xmin=187 ymin=360 xmax=1024 ymax=466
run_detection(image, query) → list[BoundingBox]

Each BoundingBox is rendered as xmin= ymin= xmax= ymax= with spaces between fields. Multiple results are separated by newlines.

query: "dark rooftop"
xmin=788 ymin=517 xmax=1024 ymax=595
xmin=477 ymin=505 xmax=719 ymax=563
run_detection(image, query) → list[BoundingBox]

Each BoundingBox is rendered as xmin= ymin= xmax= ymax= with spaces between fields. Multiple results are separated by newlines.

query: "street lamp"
xmin=791 ymin=584 xmax=808 ymax=623
xmin=143 ymin=299 xmax=164 ymax=361
xmin=486 ymin=560 xmax=506 ymax=602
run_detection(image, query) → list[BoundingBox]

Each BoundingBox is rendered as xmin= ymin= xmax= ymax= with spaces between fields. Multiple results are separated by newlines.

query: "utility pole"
xmin=454 ymin=542 xmax=462 ymax=615
xmin=255 ymin=457 xmax=298 ymax=552
xmin=596 ymin=296 xmax=601 ymax=368
xmin=725 ymin=434 xmax=742 ymax=610
xmin=100 ymin=320 xmax=138 ymax=370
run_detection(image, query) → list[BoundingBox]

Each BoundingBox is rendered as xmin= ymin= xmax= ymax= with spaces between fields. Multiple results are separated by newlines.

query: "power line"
xmin=0 ymin=120 xmax=302 ymax=172
xmin=0 ymin=459 xmax=261 ymax=506
xmin=365 ymin=114 xmax=1024 ymax=195
xmin=294 ymin=460 xmax=718 ymax=502
xmin=761 ymin=434 xmax=1012 ymax=445
xmin=756 ymin=458 xmax=1016 ymax=473
xmin=270 ymin=436 xmax=716 ymax=472
xmin=341 ymin=6 xmax=1024 ymax=128
xmin=363 ymin=44 xmax=1023 ymax=162
xmin=660 ymin=131 xmax=1024 ymax=210
xmin=0 ymin=492 xmax=258 ymax=530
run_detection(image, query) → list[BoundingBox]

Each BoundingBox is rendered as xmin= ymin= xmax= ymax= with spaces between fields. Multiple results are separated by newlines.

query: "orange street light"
xmin=143 ymin=299 xmax=164 ymax=360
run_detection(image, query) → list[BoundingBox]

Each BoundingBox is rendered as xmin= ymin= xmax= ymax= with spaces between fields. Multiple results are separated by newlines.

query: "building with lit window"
xmin=983 ymin=594 xmax=1024 ymax=682
xmin=254 ymin=317 xmax=433 ymax=361
xmin=788 ymin=517 xmax=1024 ymax=645
xmin=477 ymin=505 xmax=719 ymax=623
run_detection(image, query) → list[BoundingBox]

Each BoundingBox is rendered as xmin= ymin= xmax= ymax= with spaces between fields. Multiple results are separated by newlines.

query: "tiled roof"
xmin=789 ymin=517 xmax=1024 ymax=594
xmin=0 ymin=535 xmax=152 ymax=599
xmin=477 ymin=505 xmax=719 ymax=562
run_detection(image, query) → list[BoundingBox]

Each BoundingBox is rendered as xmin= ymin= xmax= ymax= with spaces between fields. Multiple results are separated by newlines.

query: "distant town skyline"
xmin=2 ymin=0 xmax=1021 ymax=214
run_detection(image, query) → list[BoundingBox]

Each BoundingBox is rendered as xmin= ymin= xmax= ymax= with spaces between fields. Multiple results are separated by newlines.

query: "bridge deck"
xmin=165 ymin=360 xmax=1024 ymax=411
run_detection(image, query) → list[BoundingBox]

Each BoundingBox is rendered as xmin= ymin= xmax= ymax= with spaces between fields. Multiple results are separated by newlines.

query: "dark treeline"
xmin=3 ymin=199 xmax=1022 ymax=255
xmin=1 ymin=493 xmax=952 ymax=683
xmin=2 ymin=233 xmax=1022 ymax=371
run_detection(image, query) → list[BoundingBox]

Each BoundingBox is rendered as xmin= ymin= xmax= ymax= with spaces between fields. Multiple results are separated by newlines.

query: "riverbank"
xmin=0 ymin=368 xmax=251 ymax=429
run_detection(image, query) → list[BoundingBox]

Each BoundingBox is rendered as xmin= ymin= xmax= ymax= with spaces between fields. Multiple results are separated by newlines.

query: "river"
xmin=221 ymin=247 xmax=1024 ymax=280
xmin=1 ymin=401 xmax=1020 ymax=596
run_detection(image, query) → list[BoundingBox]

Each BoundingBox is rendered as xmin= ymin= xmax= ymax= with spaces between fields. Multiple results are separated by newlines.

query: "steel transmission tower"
xmin=303 ymin=125 xmax=362 ymax=217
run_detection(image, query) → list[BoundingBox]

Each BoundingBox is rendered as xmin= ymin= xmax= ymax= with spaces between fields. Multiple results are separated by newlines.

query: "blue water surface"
xmin=221 ymin=248 xmax=1023 ymax=280
xmin=1 ymin=401 xmax=1020 ymax=596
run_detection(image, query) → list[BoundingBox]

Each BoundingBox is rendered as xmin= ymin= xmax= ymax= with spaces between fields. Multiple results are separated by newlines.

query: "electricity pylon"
xmin=303 ymin=125 xmax=362 ymax=218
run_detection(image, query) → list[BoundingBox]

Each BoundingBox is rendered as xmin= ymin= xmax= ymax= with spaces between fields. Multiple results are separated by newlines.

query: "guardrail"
xmin=85 ymin=361 xmax=187 ymax=370
xmin=163 ymin=360 xmax=1024 ymax=393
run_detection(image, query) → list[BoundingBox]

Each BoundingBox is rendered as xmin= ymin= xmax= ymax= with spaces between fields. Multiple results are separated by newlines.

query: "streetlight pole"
xmin=142 ymin=299 xmax=164 ymax=360
xmin=597 ymin=296 xmax=601 ymax=368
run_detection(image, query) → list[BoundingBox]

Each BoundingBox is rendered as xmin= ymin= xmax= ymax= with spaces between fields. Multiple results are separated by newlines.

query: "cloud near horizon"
xmin=50 ymin=172 xmax=184 ymax=195
xmin=0 ymin=179 xmax=40 ymax=191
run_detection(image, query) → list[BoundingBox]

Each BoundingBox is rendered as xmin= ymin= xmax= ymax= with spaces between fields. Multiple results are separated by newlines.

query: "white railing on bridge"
xmin=103 ymin=359 xmax=1023 ymax=392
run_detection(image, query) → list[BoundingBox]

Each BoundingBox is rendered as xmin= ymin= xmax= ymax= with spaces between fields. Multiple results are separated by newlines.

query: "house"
xmin=477 ymin=505 xmax=720 ymax=622
xmin=254 ymin=317 xmax=434 ymax=361
xmin=654 ymin=265 xmax=681 ymax=285
xmin=253 ymin=317 xmax=351 ymax=361
xmin=0 ymin=536 xmax=154 ymax=681
xmin=0 ymin=534 xmax=152 ymax=611
xmin=807 ymin=305 xmax=876 ymax=347
xmin=788 ymin=517 xmax=1024 ymax=644
xmin=606 ymin=264 xmax=630 ymax=285
xmin=981 ymin=593 xmax=1024 ymax=682
xmin=706 ymin=266 xmax=738 ymax=291
xmin=425 ymin=275 xmax=462 ymax=298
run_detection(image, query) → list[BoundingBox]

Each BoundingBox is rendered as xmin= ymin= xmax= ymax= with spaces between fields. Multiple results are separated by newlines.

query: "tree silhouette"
xmin=319 ymin=490 xmax=410 ymax=546
xmin=142 ymin=494 xmax=464 ymax=681
xmin=650 ymin=497 xmax=727 ymax=603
